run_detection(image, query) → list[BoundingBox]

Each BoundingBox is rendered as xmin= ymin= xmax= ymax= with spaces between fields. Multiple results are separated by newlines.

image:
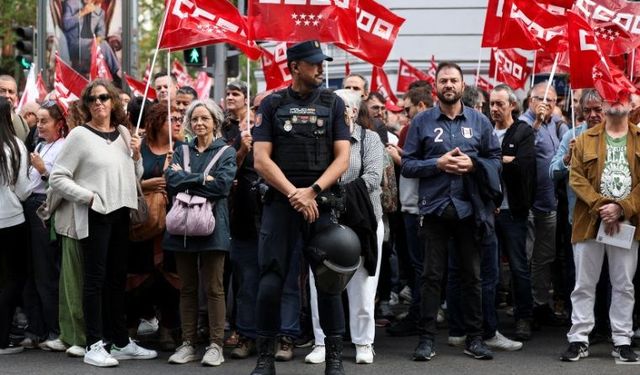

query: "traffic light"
xmin=184 ymin=47 xmax=205 ymax=67
xmin=14 ymin=26 xmax=34 ymax=70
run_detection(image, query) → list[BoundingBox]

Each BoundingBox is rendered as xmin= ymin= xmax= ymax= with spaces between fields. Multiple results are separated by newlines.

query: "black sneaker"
xmin=560 ymin=342 xmax=589 ymax=362
xmin=413 ymin=338 xmax=436 ymax=361
xmin=387 ymin=317 xmax=419 ymax=337
xmin=612 ymin=345 xmax=638 ymax=362
xmin=464 ymin=337 xmax=493 ymax=360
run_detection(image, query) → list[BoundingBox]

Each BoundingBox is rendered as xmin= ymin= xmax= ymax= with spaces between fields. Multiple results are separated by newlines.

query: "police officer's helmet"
xmin=306 ymin=224 xmax=361 ymax=294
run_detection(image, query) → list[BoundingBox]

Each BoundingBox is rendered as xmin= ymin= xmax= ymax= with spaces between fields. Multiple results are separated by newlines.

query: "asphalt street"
xmin=3 ymin=319 xmax=640 ymax=375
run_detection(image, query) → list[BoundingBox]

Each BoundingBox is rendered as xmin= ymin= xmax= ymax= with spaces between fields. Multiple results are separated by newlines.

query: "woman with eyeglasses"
xmin=0 ymin=97 xmax=30 ymax=355
xmin=164 ymin=99 xmax=236 ymax=367
xmin=21 ymin=101 xmax=68 ymax=352
xmin=125 ymin=102 xmax=182 ymax=351
xmin=48 ymin=79 xmax=156 ymax=367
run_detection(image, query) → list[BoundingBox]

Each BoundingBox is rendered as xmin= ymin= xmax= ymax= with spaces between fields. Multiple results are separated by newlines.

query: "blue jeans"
xmin=448 ymin=231 xmax=499 ymax=339
xmin=231 ymin=237 xmax=302 ymax=339
xmin=403 ymin=213 xmax=423 ymax=319
xmin=496 ymin=211 xmax=533 ymax=320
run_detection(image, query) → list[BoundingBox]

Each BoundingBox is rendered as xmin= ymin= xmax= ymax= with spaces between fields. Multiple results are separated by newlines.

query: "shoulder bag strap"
xmin=182 ymin=144 xmax=191 ymax=173
xmin=359 ymin=126 xmax=366 ymax=177
xmin=202 ymin=145 xmax=230 ymax=177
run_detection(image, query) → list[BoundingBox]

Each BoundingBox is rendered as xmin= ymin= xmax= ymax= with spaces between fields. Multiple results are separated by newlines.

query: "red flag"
xmin=497 ymin=0 xmax=568 ymax=52
xmin=632 ymin=47 xmax=640 ymax=81
xmin=261 ymin=43 xmax=292 ymax=91
xmin=90 ymin=38 xmax=113 ymax=81
xmin=54 ymin=55 xmax=89 ymax=113
xmin=160 ymin=0 xmax=262 ymax=60
xmin=534 ymin=50 xmax=570 ymax=74
xmin=171 ymin=59 xmax=195 ymax=88
xmin=370 ymin=66 xmax=398 ymax=105
xmin=249 ymin=0 xmax=358 ymax=47
xmin=475 ymin=75 xmax=495 ymax=92
xmin=481 ymin=0 xmax=506 ymax=47
xmin=397 ymin=58 xmax=432 ymax=93
xmin=345 ymin=61 xmax=351 ymax=77
xmin=334 ymin=0 xmax=405 ymax=67
xmin=125 ymin=74 xmax=157 ymax=101
xmin=574 ymin=0 xmax=640 ymax=56
xmin=194 ymin=71 xmax=212 ymax=100
xmin=16 ymin=66 xmax=38 ymax=114
xmin=567 ymin=10 xmax=636 ymax=102
xmin=428 ymin=55 xmax=437 ymax=81
xmin=144 ymin=65 xmax=151 ymax=83
xmin=36 ymin=72 xmax=48 ymax=102
xmin=489 ymin=48 xmax=532 ymax=90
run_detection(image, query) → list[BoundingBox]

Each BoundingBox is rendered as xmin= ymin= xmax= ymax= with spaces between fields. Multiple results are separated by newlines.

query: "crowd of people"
xmin=1 ymin=39 xmax=640 ymax=375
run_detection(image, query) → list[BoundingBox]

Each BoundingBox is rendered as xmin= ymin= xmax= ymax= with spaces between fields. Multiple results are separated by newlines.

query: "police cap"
xmin=287 ymin=40 xmax=333 ymax=64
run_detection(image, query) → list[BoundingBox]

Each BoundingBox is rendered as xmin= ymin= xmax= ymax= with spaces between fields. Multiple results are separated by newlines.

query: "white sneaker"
xmin=305 ymin=345 xmax=325 ymax=364
xmin=111 ymin=338 xmax=157 ymax=360
xmin=43 ymin=338 xmax=68 ymax=352
xmin=168 ymin=342 xmax=198 ymax=364
xmin=485 ymin=331 xmax=523 ymax=351
xmin=202 ymin=343 xmax=224 ymax=366
xmin=66 ymin=345 xmax=86 ymax=357
xmin=448 ymin=335 xmax=466 ymax=347
xmin=137 ymin=317 xmax=159 ymax=336
xmin=389 ymin=292 xmax=400 ymax=306
xmin=84 ymin=341 xmax=119 ymax=367
xmin=399 ymin=285 xmax=412 ymax=304
xmin=355 ymin=344 xmax=375 ymax=364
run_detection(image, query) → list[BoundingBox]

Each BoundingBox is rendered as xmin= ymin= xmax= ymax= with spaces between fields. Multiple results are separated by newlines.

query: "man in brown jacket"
xmin=562 ymin=97 xmax=640 ymax=363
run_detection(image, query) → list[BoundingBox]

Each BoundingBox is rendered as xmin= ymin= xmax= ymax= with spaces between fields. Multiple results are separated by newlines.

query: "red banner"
xmin=261 ymin=43 xmax=292 ymax=91
xmin=534 ymin=50 xmax=570 ymax=74
xmin=194 ymin=71 xmax=212 ymax=99
xmin=397 ymin=58 xmax=431 ymax=93
xmin=481 ymin=0 xmax=505 ymax=48
xmin=497 ymin=0 xmax=568 ymax=52
xmin=160 ymin=0 xmax=262 ymax=60
xmin=54 ymin=55 xmax=89 ymax=114
xmin=489 ymin=48 xmax=532 ymax=90
xmin=574 ymin=0 xmax=640 ymax=56
xmin=125 ymin=74 xmax=157 ymax=101
xmin=567 ymin=10 xmax=636 ymax=102
xmin=476 ymin=75 xmax=495 ymax=92
xmin=90 ymin=38 xmax=113 ymax=81
xmin=171 ymin=59 xmax=195 ymax=88
xmin=370 ymin=66 xmax=398 ymax=105
xmin=249 ymin=0 xmax=358 ymax=47
xmin=334 ymin=0 xmax=405 ymax=67
xmin=36 ymin=72 xmax=48 ymax=102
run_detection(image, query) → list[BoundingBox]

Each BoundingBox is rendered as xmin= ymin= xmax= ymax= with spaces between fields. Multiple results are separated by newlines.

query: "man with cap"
xmin=250 ymin=40 xmax=351 ymax=375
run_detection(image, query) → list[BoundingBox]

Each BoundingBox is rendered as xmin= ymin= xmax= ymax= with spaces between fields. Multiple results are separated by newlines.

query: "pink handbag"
xmin=166 ymin=145 xmax=229 ymax=239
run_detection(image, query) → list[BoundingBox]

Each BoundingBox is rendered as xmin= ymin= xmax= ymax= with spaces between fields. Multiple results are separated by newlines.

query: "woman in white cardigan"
xmin=0 ymin=97 xmax=30 ymax=355
xmin=49 ymin=79 xmax=155 ymax=367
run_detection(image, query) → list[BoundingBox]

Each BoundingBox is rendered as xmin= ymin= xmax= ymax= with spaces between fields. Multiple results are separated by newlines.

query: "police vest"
xmin=270 ymin=89 xmax=335 ymax=181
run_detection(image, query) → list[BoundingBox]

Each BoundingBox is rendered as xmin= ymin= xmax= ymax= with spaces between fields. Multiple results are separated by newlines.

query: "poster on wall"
xmin=46 ymin=0 xmax=123 ymax=87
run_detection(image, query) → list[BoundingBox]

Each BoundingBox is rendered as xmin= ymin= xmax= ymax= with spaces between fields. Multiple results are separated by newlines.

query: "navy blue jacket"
xmin=401 ymin=104 xmax=501 ymax=217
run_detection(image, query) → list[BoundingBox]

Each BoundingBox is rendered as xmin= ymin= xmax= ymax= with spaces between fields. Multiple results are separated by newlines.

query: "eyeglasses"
xmin=87 ymin=94 xmax=111 ymax=104
xmin=531 ymin=95 xmax=557 ymax=104
xmin=170 ymin=116 xmax=183 ymax=123
xmin=190 ymin=116 xmax=213 ymax=124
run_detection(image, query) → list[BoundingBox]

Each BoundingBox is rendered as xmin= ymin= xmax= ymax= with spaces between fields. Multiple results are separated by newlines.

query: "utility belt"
xmin=261 ymin=183 xmax=345 ymax=214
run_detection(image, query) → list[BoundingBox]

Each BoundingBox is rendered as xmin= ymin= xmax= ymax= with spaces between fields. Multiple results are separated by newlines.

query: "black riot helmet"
xmin=305 ymin=224 xmax=361 ymax=294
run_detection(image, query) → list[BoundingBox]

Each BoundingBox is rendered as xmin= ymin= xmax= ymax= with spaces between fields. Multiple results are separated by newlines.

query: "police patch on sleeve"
xmin=255 ymin=113 xmax=262 ymax=128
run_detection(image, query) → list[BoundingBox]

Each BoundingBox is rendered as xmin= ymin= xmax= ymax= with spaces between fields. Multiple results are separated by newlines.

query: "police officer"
xmin=250 ymin=41 xmax=351 ymax=375
xmin=402 ymin=62 xmax=502 ymax=361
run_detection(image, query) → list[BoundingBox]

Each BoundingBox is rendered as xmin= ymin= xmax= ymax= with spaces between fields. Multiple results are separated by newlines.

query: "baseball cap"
xmin=287 ymin=40 xmax=333 ymax=64
xmin=227 ymin=80 xmax=248 ymax=96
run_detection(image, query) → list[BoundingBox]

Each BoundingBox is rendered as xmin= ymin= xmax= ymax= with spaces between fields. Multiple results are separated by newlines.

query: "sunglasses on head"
xmin=87 ymin=94 xmax=111 ymax=104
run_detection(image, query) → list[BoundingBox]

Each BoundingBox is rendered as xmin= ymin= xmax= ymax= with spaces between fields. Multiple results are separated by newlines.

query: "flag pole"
xmin=541 ymin=52 xmax=560 ymax=123
xmin=135 ymin=6 xmax=169 ymax=136
xmin=531 ymin=50 xmax=537 ymax=88
xmin=493 ymin=50 xmax=499 ymax=81
xmin=632 ymin=49 xmax=636 ymax=82
xmin=325 ymin=44 xmax=329 ymax=88
xmin=246 ymin=56 xmax=251 ymax=134
xmin=570 ymin=86 xmax=576 ymax=139
xmin=475 ymin=48 xmax=482 ymax=86
xmin=167 ymin=50 xmax=173 ymax=149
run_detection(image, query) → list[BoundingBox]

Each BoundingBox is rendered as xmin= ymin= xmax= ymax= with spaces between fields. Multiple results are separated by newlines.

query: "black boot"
xmin=250 ymin=336 xmax=276 ymax=375
xmin=324 ymin=335 xmax=345 ymax=375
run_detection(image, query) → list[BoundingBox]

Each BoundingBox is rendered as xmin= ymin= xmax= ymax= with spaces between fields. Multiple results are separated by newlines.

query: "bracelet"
xmin=311 ymin=183 xmax=322 ymax=195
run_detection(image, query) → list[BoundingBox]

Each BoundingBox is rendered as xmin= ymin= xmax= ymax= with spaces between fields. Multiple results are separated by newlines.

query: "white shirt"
xmin=27 ymin=139 xmax=66 ymax=195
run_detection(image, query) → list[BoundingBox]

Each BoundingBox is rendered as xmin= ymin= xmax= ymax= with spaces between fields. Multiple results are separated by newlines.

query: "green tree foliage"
xmin=0 ymin=0 xmax=36 ymax=76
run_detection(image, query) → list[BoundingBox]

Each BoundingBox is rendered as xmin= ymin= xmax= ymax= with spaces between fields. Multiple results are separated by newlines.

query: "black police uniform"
xmin=252 ymin=83 xmax=350 ymax=338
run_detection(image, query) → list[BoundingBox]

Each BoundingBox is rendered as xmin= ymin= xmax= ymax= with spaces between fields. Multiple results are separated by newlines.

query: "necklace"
xmin=29 ymin=138 xmax=60 ymax=175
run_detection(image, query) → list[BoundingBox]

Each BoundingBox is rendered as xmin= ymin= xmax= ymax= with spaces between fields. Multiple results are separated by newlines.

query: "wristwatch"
xmin=311 ymin=183 xmax=322 ymax=195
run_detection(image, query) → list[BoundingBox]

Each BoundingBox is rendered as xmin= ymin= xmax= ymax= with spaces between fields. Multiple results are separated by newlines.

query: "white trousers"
xmin=567 ymin=239 xmax=638 ymax=346
xmin=309 ymin=219 xmax=383 ymax=345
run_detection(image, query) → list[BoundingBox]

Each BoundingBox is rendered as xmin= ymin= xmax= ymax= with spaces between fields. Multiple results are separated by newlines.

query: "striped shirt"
xmin=340 ymin=123 xmax=384 ymax=222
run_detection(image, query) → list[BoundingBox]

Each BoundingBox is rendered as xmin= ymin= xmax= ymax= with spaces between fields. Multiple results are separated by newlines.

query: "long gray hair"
xmin=183 ymin=99 xmax=224 ymax=139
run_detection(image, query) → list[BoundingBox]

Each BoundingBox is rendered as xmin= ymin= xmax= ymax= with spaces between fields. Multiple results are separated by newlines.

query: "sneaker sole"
xmin=412 ymin=352 xmax=436 ymax=361
xmin=168 ymin=355 xmax=199 ymax=364
xmin=463 ymin=350 xmax=493 ymax=360
xmin=202 ymin=358 xmax=225 ymax=366
xmin=305 ymin=358 xmax=325 ymax=364
xmin=112 ymin=353 xmax=158 ymax=360
xmin=356 ymin=357 xmax=374 ymax=364
xmin=560 ymin=351 xmax=588 ymax=362
xmin=611 ymin=351 xmax=638 ymax=362
xmin=84 ymin=357 xmax=119 ymax=367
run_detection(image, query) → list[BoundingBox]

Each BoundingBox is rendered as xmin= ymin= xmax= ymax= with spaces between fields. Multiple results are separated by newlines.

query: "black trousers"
xmin=0 ymin=223 xmax=27 ymax=348
xmin=255 ymin=198 xmax=344 ymax=338
xmin=418 ymin=206 xmax=483 ymax=340
xmin=81 ymin=208 xmax=130 ymax=348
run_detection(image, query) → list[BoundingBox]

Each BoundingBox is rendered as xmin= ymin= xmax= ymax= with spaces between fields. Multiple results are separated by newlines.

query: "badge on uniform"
xmin=284 ymin=120 xmax=293 ymax=132
xmin=309 ymin=115 xmax=317 ymax=124
xmin=317 ymin=119 xmax=324 ymax=127
xmin=461 ymin=127 xmax=473 ymax=139
xmin=292 ymin=115 xmax=298 ymax=123
xmin=255 ymin=113 xmax=262 ymax=128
